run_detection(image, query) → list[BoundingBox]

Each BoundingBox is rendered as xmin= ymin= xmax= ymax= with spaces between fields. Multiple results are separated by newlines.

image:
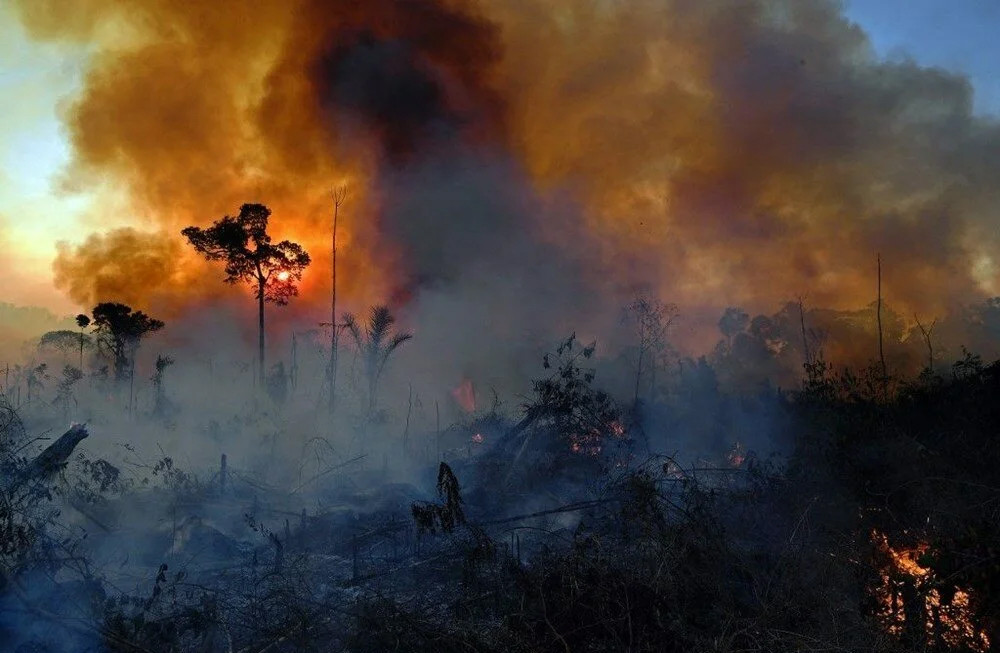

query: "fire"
xmin=872 ymin=531 xmax=990 ymax=651
xmin=276 ymin=271 xmax=290 ymax=282
xmin=451 ymin=378 xmax=476 ymax=413
xmin=471 ymin=433 xmax=484 ymax=444
xmin=726 ymin=440 xmax=746 ymax=467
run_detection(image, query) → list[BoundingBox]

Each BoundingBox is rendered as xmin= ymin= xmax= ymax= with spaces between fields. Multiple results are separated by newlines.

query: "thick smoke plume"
xmin=12 ymin=0 xmax=1000 ymax=360
xmin=52 ymin=227 xmax=181 ymax=309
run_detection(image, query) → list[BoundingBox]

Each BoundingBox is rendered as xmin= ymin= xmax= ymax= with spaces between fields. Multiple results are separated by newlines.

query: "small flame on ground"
xmin=726 ymin=440 xmax=746 ymax=467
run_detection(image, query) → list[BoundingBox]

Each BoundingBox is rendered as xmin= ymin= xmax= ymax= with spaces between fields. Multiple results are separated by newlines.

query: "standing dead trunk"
xmin=328 ymin=186 xmax=346 ymax=416
xmin=876 ymin=254 xmax=888 ymax=400
xmin=915 ymin=315 xmax=936 ymax=373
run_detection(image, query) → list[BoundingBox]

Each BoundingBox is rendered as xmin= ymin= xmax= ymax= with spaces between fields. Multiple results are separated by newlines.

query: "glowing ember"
xmin=726 ymin=440 xmax=746 ymax=467
xmin=872 ymin=531 xmax=990 ymax=652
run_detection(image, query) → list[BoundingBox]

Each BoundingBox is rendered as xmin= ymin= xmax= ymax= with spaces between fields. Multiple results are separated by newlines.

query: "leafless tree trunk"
xmin=915 ymin=315 xmax=936 ymax=372
xmin=328 ymin=186 xmax=348 ymax=416
xmin=402 ymin=383 xmax=413 ymax=450
xmin=797 ymin=296 xmax=811 ymax=367
xmin=877 ymin=253 xmax=888 ymax=399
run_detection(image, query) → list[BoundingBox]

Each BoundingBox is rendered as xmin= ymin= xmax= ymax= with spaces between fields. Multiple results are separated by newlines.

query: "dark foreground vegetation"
xmin=1 ymin=332 xmax=998 ymax=653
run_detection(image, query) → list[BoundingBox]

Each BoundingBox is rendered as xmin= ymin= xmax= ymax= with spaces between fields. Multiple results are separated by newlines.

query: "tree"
xmin=328 ymin=186 xmax=348 ymax=416
xmin=26 ymin=363 xmax=49 ymax=403
xmin=343 ymin=306 xmax=412 ymax=417
xmin=622 ymin=296 xmax=678 ymax=406
xmin=53 ymin=365 xmax=84 ymax=419
xmin=76 ymin=313 xmax=91 ymax=369
xmin=182 ymin=204 xmax=311 ymax=386
xmin=90 ymin=302 xmax=164 ymax=388
xmin=151 ymin=354 xmax=175 ymax=418
xmin=718 ymin=307 xmax=750 ymax=347
xmin=38 ymin=330 xmax=92 ymax=363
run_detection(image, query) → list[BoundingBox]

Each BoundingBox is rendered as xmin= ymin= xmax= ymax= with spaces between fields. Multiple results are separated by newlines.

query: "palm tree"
xmin=342 ymin=306 xmax=412 ymax=417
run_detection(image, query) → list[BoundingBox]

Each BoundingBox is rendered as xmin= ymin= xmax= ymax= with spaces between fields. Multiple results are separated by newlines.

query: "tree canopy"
xmin=181 ymin=203 xmax=310 ymax=304
xmin=90 ymin=302 xmax=164 ymax=383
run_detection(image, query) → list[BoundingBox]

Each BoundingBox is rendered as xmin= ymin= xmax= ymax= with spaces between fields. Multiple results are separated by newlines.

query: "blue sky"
xmin=844 ymin=0 xmax=1000 ymax=115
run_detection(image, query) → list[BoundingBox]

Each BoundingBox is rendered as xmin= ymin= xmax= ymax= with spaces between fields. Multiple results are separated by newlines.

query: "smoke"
xmin=11 ymin=0 xmax=1000 ymax=364
xmin=52 ymin=227 xmax=182 ymax=310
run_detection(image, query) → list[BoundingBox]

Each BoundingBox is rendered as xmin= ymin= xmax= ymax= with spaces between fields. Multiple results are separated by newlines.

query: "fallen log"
xmin=26 ymin=423 xmax=89 ymax=481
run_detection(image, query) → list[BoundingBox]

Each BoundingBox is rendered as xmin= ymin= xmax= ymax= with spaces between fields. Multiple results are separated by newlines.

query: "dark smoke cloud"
xmin=11 ymin=0 xmax=1000 ymax=367
xmin=309 ymin=0 xmax=504 ymax=161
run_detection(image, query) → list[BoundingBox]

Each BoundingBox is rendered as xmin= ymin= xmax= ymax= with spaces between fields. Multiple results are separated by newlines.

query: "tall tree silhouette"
xmin=343 ymin=306 xmax=412 ymax=417
xmin=90 ymin=302 xmax=164 ymax=387
xmin=75 ymin=313 xmax=91 ymax=369
xmin=182 ymin=204 xmax=310 ymax=386
xmin=328 ymin=185 xmax=348 ymax=416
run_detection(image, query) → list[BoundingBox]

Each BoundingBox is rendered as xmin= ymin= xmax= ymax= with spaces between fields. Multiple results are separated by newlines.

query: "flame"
xmin=726 ymin=440 xmax=746 ymax=467
xmin=871 ymin=531 xmax=990 ymax=651
xmin=451 ymin=378 xmax=476 ymax=413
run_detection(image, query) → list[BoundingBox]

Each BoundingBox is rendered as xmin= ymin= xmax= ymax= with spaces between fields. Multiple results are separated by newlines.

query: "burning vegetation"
xmin=4 ymin=0 xmax=1000 ymax=651
xmin=872 ymin=532 xmax=991 ymax=651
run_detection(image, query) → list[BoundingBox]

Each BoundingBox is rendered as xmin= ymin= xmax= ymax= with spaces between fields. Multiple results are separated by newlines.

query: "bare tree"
xmin=914 ymin=315 xmax=937 ymax=373
xmin=876 ymin=253 xmax=888 ymax=399
xmin=622 ymin=296 xmax=678 ymax=406
xmin=328 ymin=186 xmax=348 ymax=416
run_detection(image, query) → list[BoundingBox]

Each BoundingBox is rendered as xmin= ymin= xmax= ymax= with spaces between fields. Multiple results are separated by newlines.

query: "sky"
xmin=0 ymin=0 xmax=998 ymax=317
xmin=0 ymin=2 xmax=87 ymax=314
xmin=843 ymin=0 xmax=1000 ymax=115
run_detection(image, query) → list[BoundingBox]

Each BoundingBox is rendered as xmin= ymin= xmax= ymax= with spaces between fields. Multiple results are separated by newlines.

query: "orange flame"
xmin=871 ymin=531 xmax=990 ymax=651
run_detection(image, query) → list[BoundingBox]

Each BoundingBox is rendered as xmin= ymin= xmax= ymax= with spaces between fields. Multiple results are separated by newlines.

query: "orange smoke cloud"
xmin=52 ymin=227 xmax=181 ymax=310
xmin=13 ymin=0 xmax=1000 ymax=333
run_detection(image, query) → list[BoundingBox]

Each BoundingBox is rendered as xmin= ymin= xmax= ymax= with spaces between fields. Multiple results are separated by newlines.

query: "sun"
xmin=276 ymin=270 xmax=290 ymax=282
